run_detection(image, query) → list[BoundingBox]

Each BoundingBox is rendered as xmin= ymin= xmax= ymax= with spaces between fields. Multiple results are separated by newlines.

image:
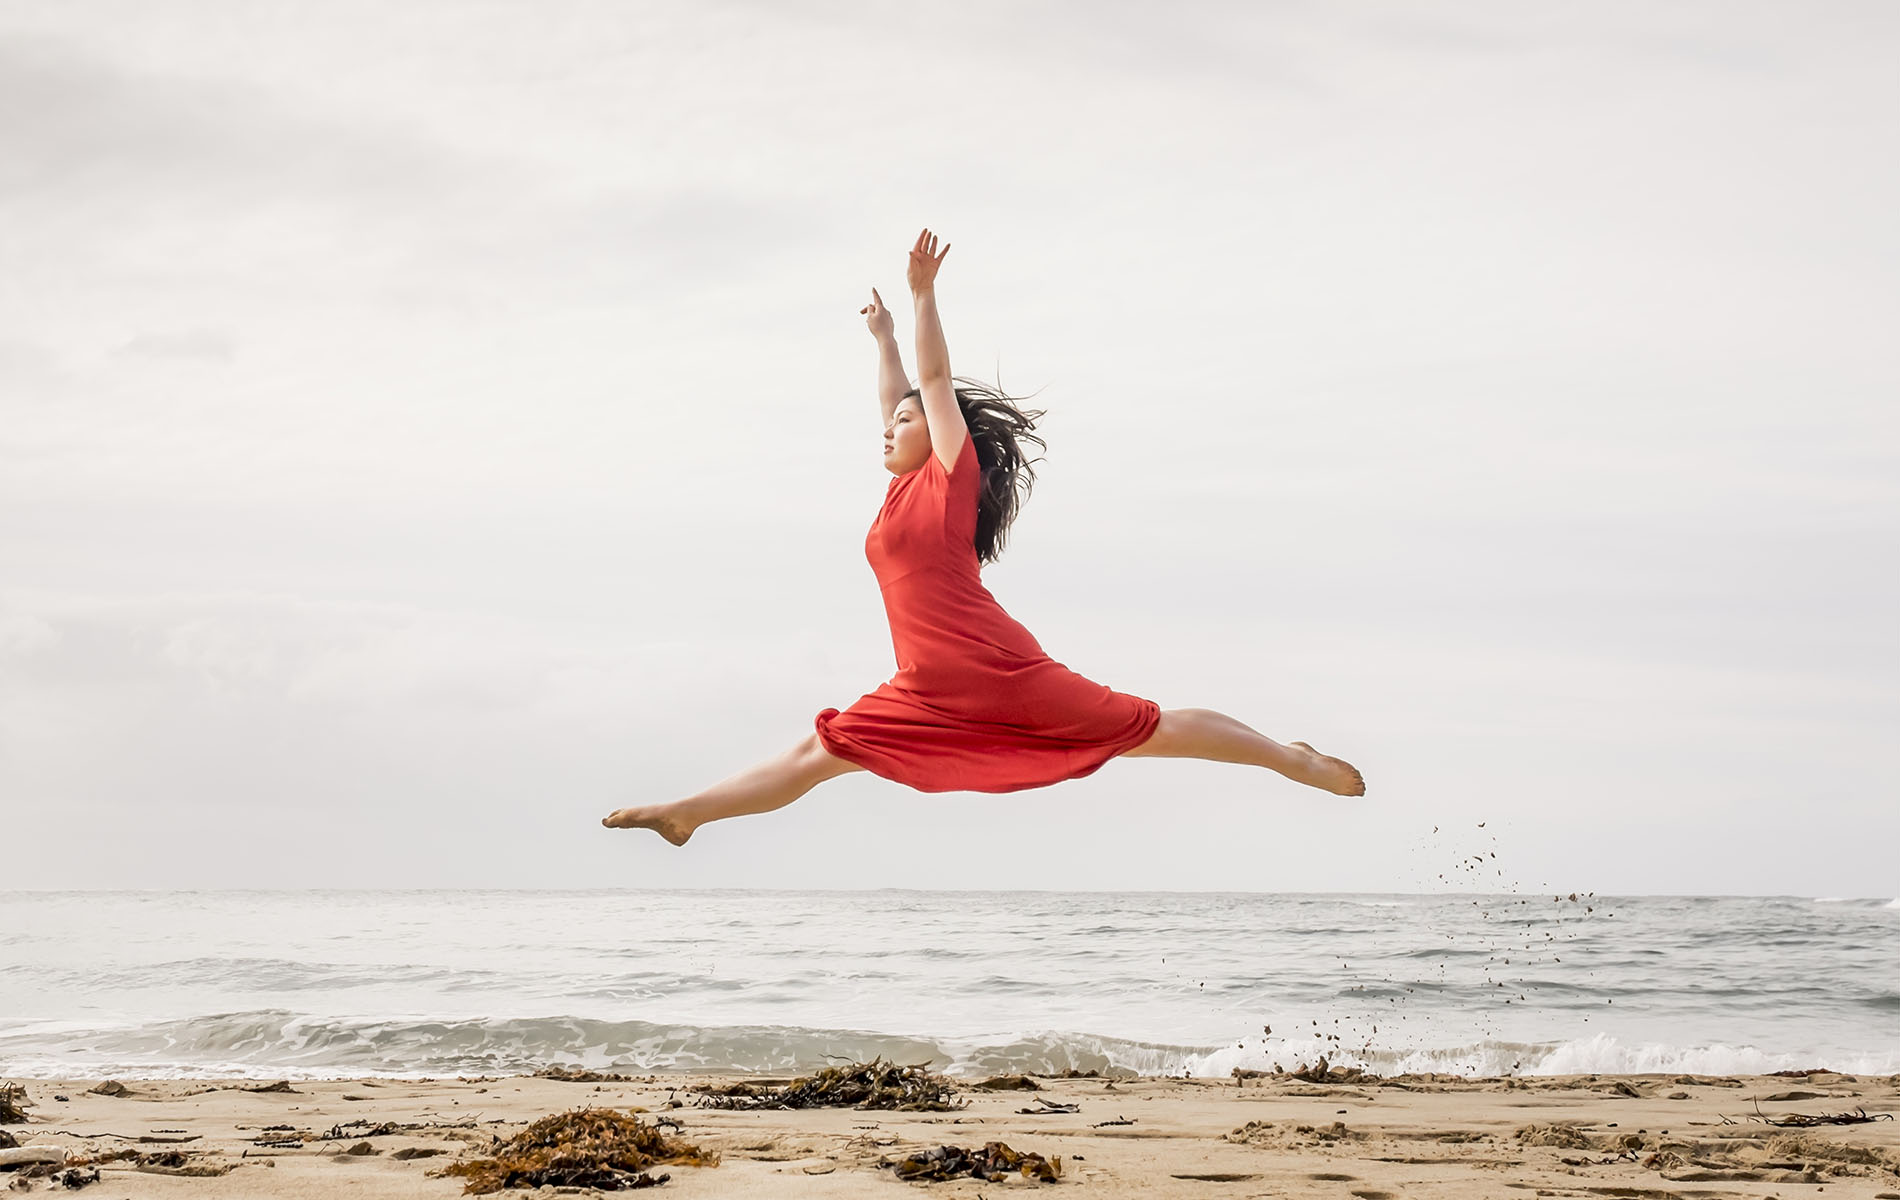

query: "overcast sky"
xmin=2 ymin=0 xmax=1894 ymax=895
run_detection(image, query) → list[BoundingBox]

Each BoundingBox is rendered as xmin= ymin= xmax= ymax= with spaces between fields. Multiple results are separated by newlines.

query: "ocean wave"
xmin=3 ymin=1010 xmax=1896 ymax=1083
xmin=1184 ymin=1033 xmax=1900 ymax=1079
xmin=0 ymin=1010 xmax=1208 ymax=1081
xmin=13 ymin=957 xmax=513 ymax=993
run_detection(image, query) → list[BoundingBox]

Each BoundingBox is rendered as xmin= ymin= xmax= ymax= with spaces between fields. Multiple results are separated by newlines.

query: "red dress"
xmin=815 ymin=426 xmax=1161 ymax=793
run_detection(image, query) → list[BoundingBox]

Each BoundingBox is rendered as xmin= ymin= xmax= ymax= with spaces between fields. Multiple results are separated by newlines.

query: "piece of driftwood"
xmin=1175 ymin=1172 xmax=1262 ymax=1182
xmin=0 ymin=1083 xmax=28 ymax=1124
xmin=1017 ymin=1098 xmax=1080 ymax=1115
xmin=0 ymin=1146 xmax=67 ymax=1168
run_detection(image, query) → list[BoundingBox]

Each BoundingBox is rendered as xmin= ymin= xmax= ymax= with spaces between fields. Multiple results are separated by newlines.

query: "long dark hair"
xmin=902 ymin=374 xmax=1047 ymax=567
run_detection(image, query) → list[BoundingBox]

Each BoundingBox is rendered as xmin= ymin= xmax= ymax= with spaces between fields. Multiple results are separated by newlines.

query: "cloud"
xmin=113 ymin=330 xmax=237 ymax=364
xmin=0 ymin=589 xmax=672 ymax=712
xmin=0 ymin=30 xmax=547 ymax=299
xmin=0 ymin=32 xmax=498 ymax=213
xmin=0 ymin=337 xmax=69 ymax=395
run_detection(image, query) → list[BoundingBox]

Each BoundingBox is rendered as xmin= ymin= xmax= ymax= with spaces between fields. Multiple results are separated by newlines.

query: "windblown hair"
xmin=902 ymin=375 xmax=1047 ymax=567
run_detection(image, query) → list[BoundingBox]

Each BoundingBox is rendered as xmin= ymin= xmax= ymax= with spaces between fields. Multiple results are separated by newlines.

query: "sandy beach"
xmin=4 ymin=1068 xmax=1898 ymax=1198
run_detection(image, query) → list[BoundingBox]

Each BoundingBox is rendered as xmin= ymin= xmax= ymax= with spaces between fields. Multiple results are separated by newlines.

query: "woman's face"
xmin=883 ymin=397 xmax=932 ymax=475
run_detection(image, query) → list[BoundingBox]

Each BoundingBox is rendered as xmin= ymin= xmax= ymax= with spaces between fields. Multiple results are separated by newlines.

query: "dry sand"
xmin=4 ymin=1069 xmax=1899 ymax=1198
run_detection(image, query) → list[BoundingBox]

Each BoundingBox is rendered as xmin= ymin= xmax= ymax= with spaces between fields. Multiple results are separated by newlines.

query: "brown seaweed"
xmin=974 ymin=1074 xmax=1041 ymax=1091
xmin=885 ymin=1140 xmax=1061 ymax=1183
xmin=1283 ymin=1055 xmax=1377 ymax=1085
xmin=320 ymin=1119 xmax=403 ymax=1140
xmin=433 ymin=1107 xmax=717 ymax=1195
xmin=692 ymin=1058 xmax=962 ymax=1112
xmin=1752 ymin=1098 xmax=1894 ymax=1128
xmin=0 ymin=1082 xmax=29 ymax=1124
xmin=535 ymin=1065 xmax=640 ymax=1083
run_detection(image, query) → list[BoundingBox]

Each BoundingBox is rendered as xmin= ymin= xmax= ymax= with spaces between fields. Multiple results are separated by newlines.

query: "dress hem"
xmin=814 ymin=696 xmax=1160 ymax=795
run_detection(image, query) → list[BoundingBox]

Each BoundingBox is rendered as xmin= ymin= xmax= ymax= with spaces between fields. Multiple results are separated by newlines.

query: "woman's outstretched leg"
xmin=1121 ymin=708 xmax=1365 ymax=795
xmin=602 ymin=732 xmax=866 ymax=846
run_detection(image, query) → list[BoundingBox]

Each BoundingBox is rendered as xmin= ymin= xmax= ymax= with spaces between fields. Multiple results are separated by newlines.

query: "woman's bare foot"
xmin=1288 ymin=741 xmax=1366 ymax=796
xmin=601 ymin=805 xmax=696 ymax=846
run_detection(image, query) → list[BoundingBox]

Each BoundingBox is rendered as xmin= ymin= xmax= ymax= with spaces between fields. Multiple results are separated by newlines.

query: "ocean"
xmin=2 ymin=890 xmax=1895 ymax=1081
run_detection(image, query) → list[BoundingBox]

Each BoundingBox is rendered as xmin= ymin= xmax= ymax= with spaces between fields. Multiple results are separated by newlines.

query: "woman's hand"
xmin=906 ymin=227 xmax=950 ymax=294
xmin=860 ymin=287 xmax=895 ymax=340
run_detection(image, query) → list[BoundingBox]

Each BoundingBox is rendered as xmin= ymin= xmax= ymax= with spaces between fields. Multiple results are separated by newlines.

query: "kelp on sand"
xmin=433 ymin=1107 xmax=717 ymax=1194
xmin=885 ymin=1141 xmax=1063 ymax=1183
xmin=0 ymin=1082 xmax=29 ymax=1124
xmin=693 ymin=1057 xmax=963 ymax=1112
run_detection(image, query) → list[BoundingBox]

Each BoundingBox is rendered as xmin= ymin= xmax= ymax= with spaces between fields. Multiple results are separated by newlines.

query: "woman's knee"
xmin=798 ymin=731 xmax=866 ymax=778
xmin=1121 ymin=708 xmax=1182 ymax=758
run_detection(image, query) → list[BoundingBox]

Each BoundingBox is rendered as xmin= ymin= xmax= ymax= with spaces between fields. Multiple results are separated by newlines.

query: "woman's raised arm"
xmin=907 ymin=228 xmax=961 ymax=470
xmin=861 ymin=286 xmax=908 ymax=427
xmin=908 ymin=228 xmax=951 ymax=384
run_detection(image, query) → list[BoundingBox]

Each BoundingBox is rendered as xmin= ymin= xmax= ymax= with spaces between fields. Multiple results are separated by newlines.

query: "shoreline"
xmin=5 ymin=1069 xmax=1897 ymax=1197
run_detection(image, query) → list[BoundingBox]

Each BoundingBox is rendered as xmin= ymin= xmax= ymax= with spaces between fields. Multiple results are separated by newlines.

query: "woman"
xmin=604 ymin=228 xmax=1364 ymax=846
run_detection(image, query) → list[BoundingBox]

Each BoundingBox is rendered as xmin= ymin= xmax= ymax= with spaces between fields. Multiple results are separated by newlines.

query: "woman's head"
xmin=881 ymin=394 xmax=934 ymax=475
xmin=884 ymin=375 xmax=1047 ymax=567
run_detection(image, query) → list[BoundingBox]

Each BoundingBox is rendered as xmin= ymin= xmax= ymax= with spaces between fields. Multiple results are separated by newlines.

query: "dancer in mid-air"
xmin=604 ymin=228 xmax=1365 ymax=846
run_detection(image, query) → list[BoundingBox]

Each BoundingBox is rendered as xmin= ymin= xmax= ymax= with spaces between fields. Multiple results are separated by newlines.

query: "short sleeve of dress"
xmin=917 ymin=428 xmax=979 ymax=545
xmin=921 ymin=426 xmax=976 ymax=481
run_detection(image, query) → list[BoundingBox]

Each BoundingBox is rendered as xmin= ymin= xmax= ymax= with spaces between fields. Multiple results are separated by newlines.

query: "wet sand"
xmin=4 ymin=1069 xmax=1898 ymax=1197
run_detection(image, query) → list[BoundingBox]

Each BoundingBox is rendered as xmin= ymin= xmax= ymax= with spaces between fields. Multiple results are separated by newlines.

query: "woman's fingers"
xmin=909 ymin=229 xmax=948 ymax=263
